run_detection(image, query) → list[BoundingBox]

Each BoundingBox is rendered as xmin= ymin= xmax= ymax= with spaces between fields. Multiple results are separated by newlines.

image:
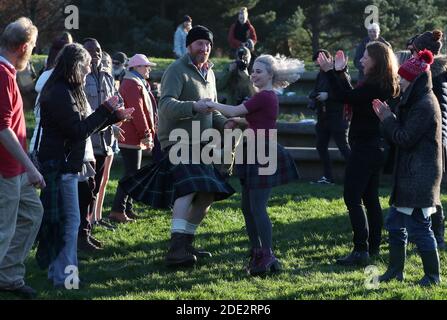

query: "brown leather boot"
xmin=165 ymin=233 xmax=197 ymax=267
xmin=108 ymin=211 xmax=135 ymax=224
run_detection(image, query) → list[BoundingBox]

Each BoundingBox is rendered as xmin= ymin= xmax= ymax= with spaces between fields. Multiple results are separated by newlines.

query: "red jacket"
xmin=0 ymin=61 xmax=27 ymax=178
xmin=118 ymin=72 xmax=156 ymax=150
xmin=227 ymin=20 xmax=257 ymax=49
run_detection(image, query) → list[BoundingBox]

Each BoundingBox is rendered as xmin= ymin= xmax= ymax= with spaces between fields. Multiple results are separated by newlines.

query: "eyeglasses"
xmin=112 ymin=61 xmax=123 ymax=66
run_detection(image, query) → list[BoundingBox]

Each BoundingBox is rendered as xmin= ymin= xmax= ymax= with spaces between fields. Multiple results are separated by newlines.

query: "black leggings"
xmin=112 ymin=148 xmax=142 ymax=213
xmin=343 ymin=143 xmax=384 ymax=252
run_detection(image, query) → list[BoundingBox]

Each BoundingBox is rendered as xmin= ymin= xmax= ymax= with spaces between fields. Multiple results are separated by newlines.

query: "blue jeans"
xmin=385 ymin=207 xmax=437 ymax=252
xmin=48 ymin=173 xmax=80 ymax=287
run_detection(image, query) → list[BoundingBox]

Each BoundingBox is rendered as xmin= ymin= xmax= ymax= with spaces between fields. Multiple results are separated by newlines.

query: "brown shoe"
xmin=108 ymin=211 xmax=135 ymax=224
xmin=165 ymin=233 xmax=197 ymax=267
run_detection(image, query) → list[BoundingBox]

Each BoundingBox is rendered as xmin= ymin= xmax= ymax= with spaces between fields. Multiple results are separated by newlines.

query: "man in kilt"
xmin=120 ymin=25 xmax=235 ymax=267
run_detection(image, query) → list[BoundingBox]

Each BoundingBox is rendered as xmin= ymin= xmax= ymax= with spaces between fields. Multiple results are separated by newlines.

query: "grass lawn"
xmin=1 ymin=158 xmax=446 ymax=300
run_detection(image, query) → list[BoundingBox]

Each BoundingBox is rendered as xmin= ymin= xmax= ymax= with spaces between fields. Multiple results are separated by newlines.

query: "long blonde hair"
xmin=254 ymin=54 xmax=305 ymax=89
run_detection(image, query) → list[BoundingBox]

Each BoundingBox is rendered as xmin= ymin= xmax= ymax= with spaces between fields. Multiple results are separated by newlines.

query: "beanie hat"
xmin=398 ymin=49 xmax=434 ymax=82
xmin=112 ymin=52 xmax=128 ymax=64
xmin=413 ymin=30 xmax=443 ymax=55
xmin=186 ymin=25 xmax=213 ymax=47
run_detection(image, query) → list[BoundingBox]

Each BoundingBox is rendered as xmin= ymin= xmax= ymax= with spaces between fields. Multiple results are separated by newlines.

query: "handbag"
xmin=30 ymin=120 xmax=42 ymax=170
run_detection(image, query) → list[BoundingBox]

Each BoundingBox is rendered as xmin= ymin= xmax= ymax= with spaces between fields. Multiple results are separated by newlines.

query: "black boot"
xmin=184 ymin=234 xmax=212 ymax=259
xmin=418 ymin=250 xmax=441 ymax=286
xmin=165 ymin=233 xmax=197 ymax=267
xmin=336 ymin=250 xmax=370 ymax=266
xmin=431 ymin=207 xmax=445 ymax=250
xmin=379 ymin=245 xmax=406 ymax=282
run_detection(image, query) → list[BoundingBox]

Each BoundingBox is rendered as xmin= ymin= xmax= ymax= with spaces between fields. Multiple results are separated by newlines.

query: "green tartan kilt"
xmin=234 ymin=141 xmax=299 ymax=189
xmin=120 ymin=145 xmax=235 ymax=209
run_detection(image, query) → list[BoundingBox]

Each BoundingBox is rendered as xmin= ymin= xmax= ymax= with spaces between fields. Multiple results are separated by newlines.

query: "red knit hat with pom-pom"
xmin=398 ymin=49 xmax=434 ymax=82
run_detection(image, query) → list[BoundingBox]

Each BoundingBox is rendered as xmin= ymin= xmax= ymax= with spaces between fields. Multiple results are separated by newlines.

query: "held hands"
xmin=372 ymin=99 xmax=392 ymax=121
xmin=193 ymin=98 xmax=213 ymax=114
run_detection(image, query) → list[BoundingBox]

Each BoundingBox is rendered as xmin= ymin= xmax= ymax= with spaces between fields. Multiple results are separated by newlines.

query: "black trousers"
xmin=112 ymin=148 xmax=142 ymax=213
xmin=78 ymin=155 xmax=106 ymax=237
xmin=78 ymin=177 xmax=95 ymax=238
xmin=343 ymin=142 xmax=384 ymax=252
xmin=316 ymin=119 xmax=351 ymax=180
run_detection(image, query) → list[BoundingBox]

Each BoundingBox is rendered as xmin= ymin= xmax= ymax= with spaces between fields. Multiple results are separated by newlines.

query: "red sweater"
xmin=0 ymin=61 xmax=27 ymax=178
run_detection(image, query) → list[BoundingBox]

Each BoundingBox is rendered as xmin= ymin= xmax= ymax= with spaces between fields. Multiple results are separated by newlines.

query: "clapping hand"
xmin=116 ymin=107 xmax=134 ymax=121
xmin=334 ymin=50 xmax=348 ymax=71
xmin=104 ymin=95 xmax=121 ymax=111
xmin=317 ymin=52 xmax=334 ymax=72
xmin=372 ymin=99 xmax=392 ymax=121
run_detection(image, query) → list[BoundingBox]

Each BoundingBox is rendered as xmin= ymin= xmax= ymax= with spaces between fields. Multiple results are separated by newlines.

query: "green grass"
xmin=1 ymin=158 xmax=447 ymax=300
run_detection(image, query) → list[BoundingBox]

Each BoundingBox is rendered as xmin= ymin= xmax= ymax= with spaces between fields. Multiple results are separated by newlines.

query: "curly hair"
xmin=254 ymin=54 xmax=305 ymax=89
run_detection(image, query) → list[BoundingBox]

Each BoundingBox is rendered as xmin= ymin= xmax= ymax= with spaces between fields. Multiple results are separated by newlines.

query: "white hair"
xmin=368 ymin=23 xmax=380 ymax=32
xmin=254 ymin=54 xmax=305 ymax=89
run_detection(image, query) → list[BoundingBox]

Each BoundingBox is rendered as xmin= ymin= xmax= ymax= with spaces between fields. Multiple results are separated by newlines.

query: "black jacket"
xmin=325 ymin=69 xmax=392 ymax=143
xmin=309 ymin=70 xmax=347 ymax=121
xmin=430 ymin=55 xmax=447 ymax=171
xmin=38 ymin=80 xmax=118 ymax=173
xmin=382 ymin=71 xmax=442 ymax=208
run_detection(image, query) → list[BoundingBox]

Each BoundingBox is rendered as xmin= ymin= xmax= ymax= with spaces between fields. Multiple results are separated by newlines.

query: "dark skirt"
xmin=120 ymin=145 xmax=236 ymax=209
xmin=36 ymin=160 xmax=65 ymax=270
xmin=234 ymin=141 xmax=299 ymax=189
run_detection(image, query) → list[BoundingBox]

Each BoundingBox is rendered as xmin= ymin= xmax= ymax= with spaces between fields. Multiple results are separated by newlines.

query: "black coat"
xmin=431 ymin=55 xmax=447 ymax=171
xmin=39 ymin=80 xmax=118 ymax=173
xmin=382 ymin=71 xmax=442 ymax=208
xmin=325 ymin=69 xmax=392 ymax=143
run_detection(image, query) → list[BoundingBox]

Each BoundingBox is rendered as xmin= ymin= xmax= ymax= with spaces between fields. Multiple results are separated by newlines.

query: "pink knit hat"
xmin=127 ymin=54 xmax=156 ymax=68
xmin=398 ymin=49 xmax=434 ymax=82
